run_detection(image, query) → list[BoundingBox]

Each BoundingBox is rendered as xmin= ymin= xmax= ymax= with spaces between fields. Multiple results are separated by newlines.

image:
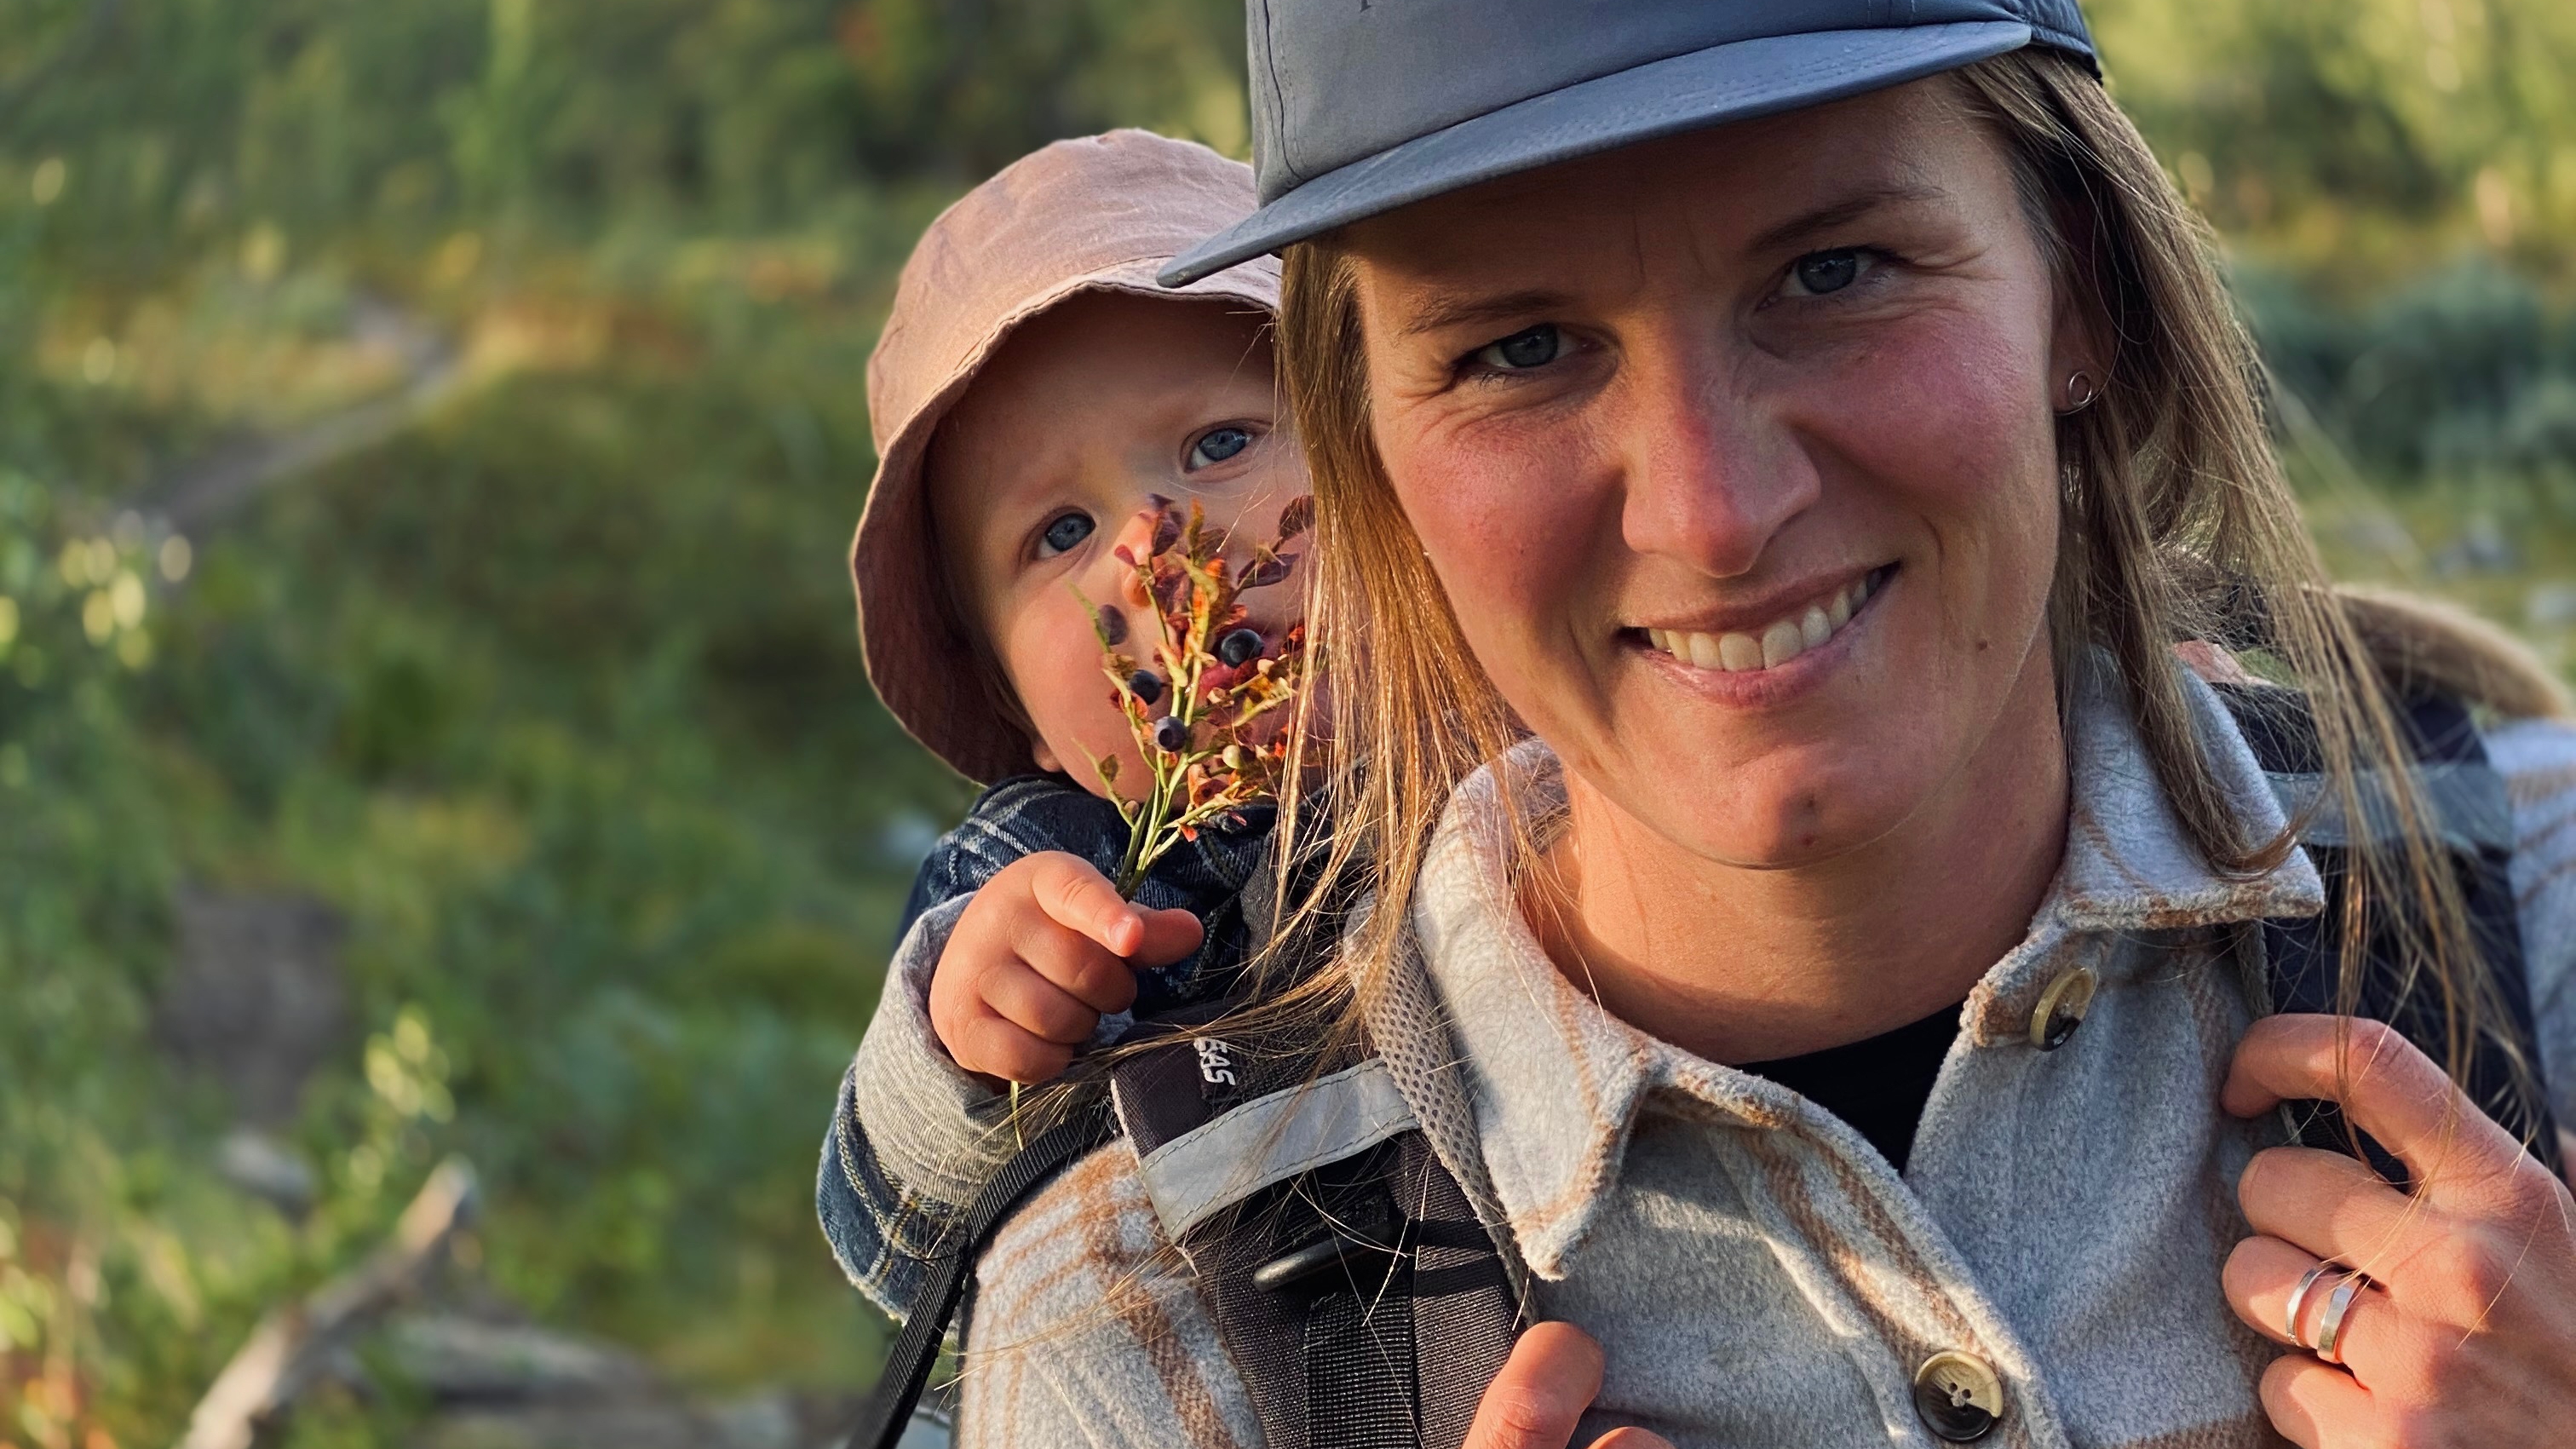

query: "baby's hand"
xmin=929 ymin=852 xmax=1205 ymax=1084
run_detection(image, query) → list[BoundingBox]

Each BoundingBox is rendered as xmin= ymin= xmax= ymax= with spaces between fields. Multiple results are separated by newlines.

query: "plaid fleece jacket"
xmin=823 ymin=664 xmax=2576 ymax=1448
xmin=818 ymin=772 xmax=1270 ymax=1316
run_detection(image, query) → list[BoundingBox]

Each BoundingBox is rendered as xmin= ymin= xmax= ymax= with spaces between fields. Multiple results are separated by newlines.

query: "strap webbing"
xmin=842 ymin=1110 xmax=1116 ymax=1449
xmin=1183 ymin=1131 xmax=1517 ymax=1449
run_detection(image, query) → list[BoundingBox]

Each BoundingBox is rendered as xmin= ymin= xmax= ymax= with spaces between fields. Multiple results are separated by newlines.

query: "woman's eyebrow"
xmin=1394 ymin=288 xmax=1572 ymax=341
xmin=1744 ymin=181 xmax=1950 ymax=256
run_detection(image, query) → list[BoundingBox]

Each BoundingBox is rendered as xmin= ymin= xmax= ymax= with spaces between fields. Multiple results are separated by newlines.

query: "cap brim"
xmin=1160 ymin=21 xmax=2033 ymax=286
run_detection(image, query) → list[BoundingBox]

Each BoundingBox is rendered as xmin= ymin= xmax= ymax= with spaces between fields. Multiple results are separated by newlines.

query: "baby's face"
xmin=929 ymin=292 xmax=1307 ymax=795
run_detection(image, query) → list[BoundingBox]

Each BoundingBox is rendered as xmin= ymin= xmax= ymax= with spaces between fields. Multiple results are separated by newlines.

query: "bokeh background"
xmin=3 ymin=1 xmax=2573 ymax=1445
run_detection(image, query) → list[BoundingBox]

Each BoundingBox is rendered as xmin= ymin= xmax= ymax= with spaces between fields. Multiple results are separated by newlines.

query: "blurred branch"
xmin=126 ymin=297 xmax=463 ymax=532
xmin=175 ymin=1159 xmax=479 ymax=1449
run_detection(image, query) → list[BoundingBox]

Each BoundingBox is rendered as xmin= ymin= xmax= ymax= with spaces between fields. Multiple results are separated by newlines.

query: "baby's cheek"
xmin=999 ymin=600 xmax=1136 ymax=779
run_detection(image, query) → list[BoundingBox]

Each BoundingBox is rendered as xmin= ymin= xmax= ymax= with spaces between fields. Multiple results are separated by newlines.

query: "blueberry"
xmin=1126 ymin=670 xmax=1164 ymax=705
xmin=1216 ymin=627 xmax=1263 ymax=667
xmin=1153 ymin=715 xmax=1189 ymax=753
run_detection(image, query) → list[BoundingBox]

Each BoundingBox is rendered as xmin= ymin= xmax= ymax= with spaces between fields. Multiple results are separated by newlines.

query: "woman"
xmin=936 ymin=3 xmax=2576 ymax=1445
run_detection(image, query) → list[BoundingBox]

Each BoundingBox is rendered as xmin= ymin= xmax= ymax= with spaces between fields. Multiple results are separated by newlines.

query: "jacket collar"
xmin=1402 ymin=657 xmax=2326 ymax=1278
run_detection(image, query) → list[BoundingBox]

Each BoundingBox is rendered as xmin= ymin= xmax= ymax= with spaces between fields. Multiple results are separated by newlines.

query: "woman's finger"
xmin=2222 ymin=1234 xmax=2404 ymax=1383
xmin=1463 ymin=1322 xmax=1604 ymax=1449
xmin=2224 ymin=1015 xmax=2529 ymax=1210
xmin=2235 ymin=1146 xmax=2430 ymax=1279
xmin=2257 ymin=1351 xmax=2375 ymax=1449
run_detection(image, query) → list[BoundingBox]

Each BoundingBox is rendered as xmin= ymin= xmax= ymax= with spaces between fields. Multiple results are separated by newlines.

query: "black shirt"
xmin=1739 ymin=1002 xmax=1964 ymax=1173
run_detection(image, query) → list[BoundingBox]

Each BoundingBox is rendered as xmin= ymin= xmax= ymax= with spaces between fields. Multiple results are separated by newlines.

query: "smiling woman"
xmin=929 ymin=5 xmax=2576 ymax=1449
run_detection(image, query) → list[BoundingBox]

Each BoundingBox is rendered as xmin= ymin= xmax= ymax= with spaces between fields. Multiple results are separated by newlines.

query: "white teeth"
xmin=1760 ymin=620 xmax=1804 ymax=669
xmin=1646 ymin=571 xmax=1883 ymax=675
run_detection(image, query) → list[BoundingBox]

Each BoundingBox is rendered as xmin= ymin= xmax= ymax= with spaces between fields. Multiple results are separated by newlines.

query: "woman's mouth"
xmin=1639 ymin=566 xmax=1892 ymax=674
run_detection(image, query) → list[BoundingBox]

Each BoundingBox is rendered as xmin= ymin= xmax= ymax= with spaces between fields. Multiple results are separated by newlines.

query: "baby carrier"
xmin=848 ymin=686 xmax=2561 ymax=1449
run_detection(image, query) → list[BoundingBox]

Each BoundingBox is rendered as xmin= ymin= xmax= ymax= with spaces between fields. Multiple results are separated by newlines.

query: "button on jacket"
xmin=832 ymin=663 xmax=2576 ymax=1448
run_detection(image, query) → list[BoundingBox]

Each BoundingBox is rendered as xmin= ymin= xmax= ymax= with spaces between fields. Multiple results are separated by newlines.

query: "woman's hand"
xmin=2221 ymin=1014 xmax=2576 ymax=1446
xmin=1464 ymin=1323 xmax=1672 ymax=1449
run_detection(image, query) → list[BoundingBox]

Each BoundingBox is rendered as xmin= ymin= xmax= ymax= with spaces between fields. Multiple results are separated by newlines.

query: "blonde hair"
xmin=1265 ymin=49 xmax=2565 ymax=1121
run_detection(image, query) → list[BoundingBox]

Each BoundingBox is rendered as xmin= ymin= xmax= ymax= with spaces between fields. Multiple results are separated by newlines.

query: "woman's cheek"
xmin=1385 ymin=404 xmax=1601 ymax=620
xmin=1820 ymin=313 xmax=2044 ymax=510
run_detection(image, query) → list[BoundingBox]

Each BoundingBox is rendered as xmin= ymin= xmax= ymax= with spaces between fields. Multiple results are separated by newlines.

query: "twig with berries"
xmin=1084 ymin=494 xmax=1310 ymax=900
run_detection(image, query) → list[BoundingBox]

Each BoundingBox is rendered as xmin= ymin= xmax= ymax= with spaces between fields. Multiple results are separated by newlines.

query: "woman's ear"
xmin=2048 ymin=300 xmax=2111 ymax=413
xmin=2044 ymin=202 xmax=2114 ymax=413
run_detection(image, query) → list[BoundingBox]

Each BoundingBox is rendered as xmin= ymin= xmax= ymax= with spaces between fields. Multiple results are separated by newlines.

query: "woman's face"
xmin=1348 ymin=79 xmax=2092 ymax=868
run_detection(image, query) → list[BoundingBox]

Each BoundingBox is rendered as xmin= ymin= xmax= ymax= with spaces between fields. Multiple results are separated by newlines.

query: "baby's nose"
xmin=1107 ymin=504 xmax=1161 ymax=611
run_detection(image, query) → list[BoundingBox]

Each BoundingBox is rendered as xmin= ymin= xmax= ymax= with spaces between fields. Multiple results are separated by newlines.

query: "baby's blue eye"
xmin=1038 ymin=511 xmax=1095 ymax=557
xmin=1475 ymin=325 xmax=1564 ymax=371
xmin=1787 ymin=249 xmax=1864 ymax=296
xmin=1188 ymin=426 xmax=1253 ymax=469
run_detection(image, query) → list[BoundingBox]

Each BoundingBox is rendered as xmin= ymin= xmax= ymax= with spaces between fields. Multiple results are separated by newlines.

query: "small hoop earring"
xmin=2058 ymin=370 xmax=2101 ymax=416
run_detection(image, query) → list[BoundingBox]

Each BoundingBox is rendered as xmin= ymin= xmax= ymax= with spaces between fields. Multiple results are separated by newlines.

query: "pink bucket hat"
xmin=853 ymin=129 xmax=1283 ymax=783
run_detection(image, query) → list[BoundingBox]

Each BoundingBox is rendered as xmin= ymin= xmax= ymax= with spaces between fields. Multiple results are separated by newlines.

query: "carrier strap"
xmin=1110 ymin=1015 xmax=1520 ymax=1449
xmin=841 ymin=1108 xmax=1117 ymax=1449
xmin=2220 ymin=686 xmax=2562 ymax=1181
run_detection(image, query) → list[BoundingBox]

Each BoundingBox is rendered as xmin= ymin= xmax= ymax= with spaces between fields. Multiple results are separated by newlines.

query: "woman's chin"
xmin=1574 ymin=757 xmax=1914 ymax=871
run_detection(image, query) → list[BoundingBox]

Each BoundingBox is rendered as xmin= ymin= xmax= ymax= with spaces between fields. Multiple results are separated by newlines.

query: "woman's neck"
xmin=1526 ymin=661 xmax=2071 ymax=1066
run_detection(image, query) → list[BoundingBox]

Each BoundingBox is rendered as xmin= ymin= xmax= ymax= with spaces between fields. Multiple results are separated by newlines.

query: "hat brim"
xmin=1160 ymin=21 xmax=2035 ymax=286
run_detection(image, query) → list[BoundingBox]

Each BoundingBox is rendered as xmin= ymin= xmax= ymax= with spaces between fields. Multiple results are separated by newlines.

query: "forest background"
xmin=4 ymin=1 xmax=2575 ymax=1446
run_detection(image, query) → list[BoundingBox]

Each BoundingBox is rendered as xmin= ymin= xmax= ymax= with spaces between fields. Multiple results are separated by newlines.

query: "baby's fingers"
xmin=1132 ymin=906 xmax=1206 ymax=969
xmin=947 ymin=1008 xmax=1076 ymax=1085
xmin=1028 ymin=853 xmax=1148 ymax=957
xmin=1015 ymin=910 xmax=1140 ymax=1016
xmin=982 ymin=960 xmax=1104 ymax=1047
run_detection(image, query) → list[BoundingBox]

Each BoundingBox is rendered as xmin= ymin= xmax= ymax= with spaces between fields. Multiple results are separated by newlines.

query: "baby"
xmin=819 ymin=130 xmax=1304 ymax=1314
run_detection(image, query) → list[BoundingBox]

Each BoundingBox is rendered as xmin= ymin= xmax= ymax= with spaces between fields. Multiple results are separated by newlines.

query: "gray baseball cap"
xmin=1160 ymin=0 xmax=2096 ymax=286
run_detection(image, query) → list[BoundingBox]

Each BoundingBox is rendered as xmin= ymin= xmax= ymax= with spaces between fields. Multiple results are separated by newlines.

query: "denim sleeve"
xmin=817 ymin=894 xmax=1013 ymax=1319
xmin=893 ymin=832 xmax=992 ymax=948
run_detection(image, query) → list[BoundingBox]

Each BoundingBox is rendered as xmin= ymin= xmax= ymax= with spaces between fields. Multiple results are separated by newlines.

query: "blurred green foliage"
xmin=1 ymin=2 xmax=2573 ymax=1446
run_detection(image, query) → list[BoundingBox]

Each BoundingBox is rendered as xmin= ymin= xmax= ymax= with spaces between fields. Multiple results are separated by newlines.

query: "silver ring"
xmin=2283 ymin=1260 xmax=2339 ymax=1345
xmin=2314 ymin=1272 xmax=2371 ymax=1365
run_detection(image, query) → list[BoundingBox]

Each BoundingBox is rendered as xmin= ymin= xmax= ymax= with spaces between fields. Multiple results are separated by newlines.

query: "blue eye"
xmin=1038 ymin=511 xmax=1095 ymax=557
xmin=1188 ymin=426 xmax=1253 ymax=469
xmin=1786 ymin=249 xmax=1865 ymax=296
xmin=1474 ymin=325 xmax=1564 ymax=371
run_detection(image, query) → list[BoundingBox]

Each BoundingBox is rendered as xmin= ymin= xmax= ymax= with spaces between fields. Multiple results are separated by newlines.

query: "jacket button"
xmin=2027 ymin=966 xmax=2097 ymax=1051
xmin=1912 ymin=1350 xmax=2005 ymax=1442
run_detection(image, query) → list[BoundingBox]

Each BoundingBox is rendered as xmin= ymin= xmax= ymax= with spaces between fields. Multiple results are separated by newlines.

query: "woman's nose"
xmin=1613 ymin=348 xmax=1818 ymax=578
